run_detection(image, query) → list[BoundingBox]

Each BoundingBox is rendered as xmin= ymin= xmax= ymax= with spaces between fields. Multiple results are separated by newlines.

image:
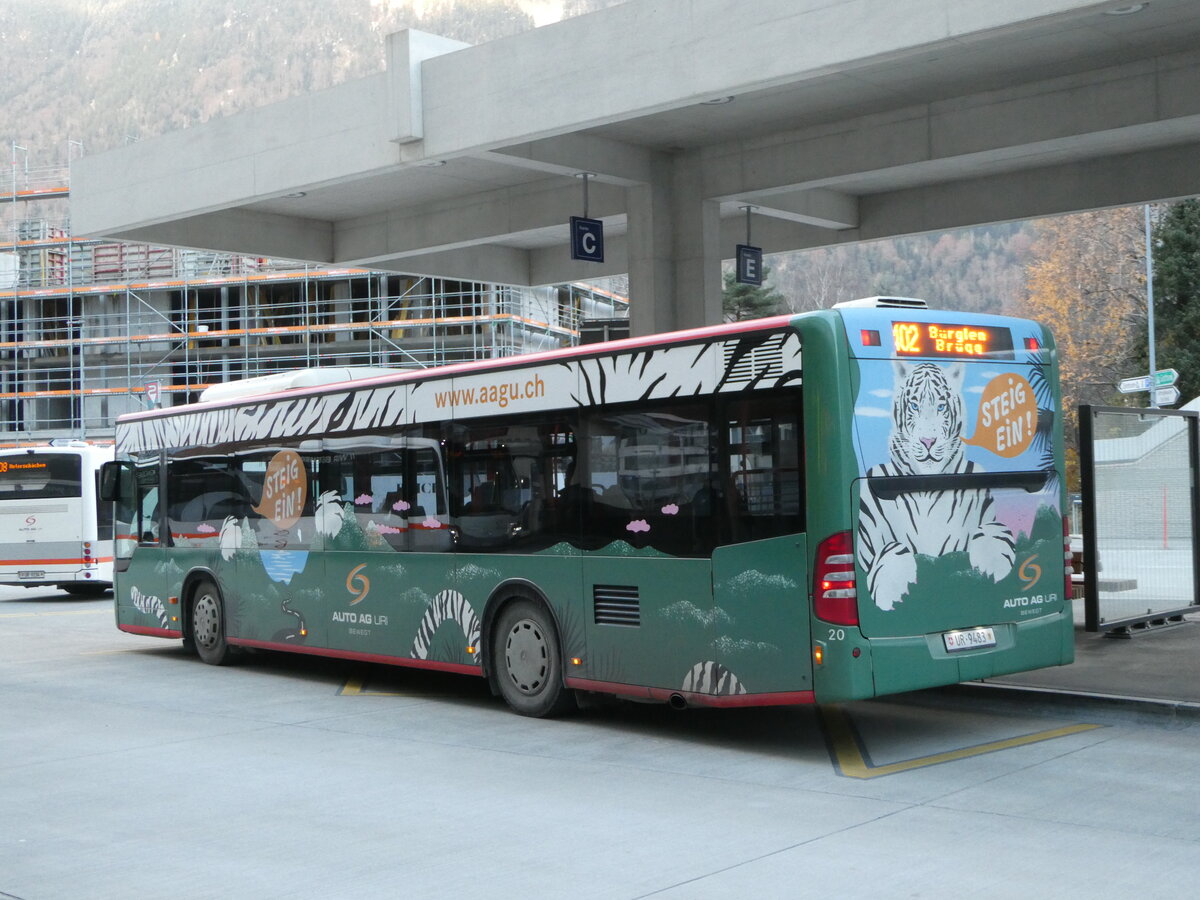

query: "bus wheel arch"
xmin=483 ymin=582 xmax=575 ymax=718
xmin=182 ymin=570 xmax=232 ymax=666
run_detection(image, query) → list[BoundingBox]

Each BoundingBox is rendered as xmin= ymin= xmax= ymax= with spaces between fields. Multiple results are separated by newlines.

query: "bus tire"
xmin=492 ymin=599 xmax=575 ymax=718
xmin=190 ymin=579 xmax=232 ymax=666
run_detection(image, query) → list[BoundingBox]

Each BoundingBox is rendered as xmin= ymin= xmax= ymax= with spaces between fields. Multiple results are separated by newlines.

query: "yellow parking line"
xmin=339 ymin=672 xmax=412 ymax=697
xmin=821 ymin=704 xmax=1103 ymax=779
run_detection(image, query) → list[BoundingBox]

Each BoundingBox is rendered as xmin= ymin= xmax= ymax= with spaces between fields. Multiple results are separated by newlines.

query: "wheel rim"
xmin=504 ymin=618 xmax=549 ymax=695
xmin=193 ymin=593 xmax=221 ymax=650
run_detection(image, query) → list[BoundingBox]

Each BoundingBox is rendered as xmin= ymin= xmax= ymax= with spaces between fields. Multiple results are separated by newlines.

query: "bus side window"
xmin=724 ymin=394 xmax=804 ymax=545
xmin=582 ymin=402 xmax=717 ymax=556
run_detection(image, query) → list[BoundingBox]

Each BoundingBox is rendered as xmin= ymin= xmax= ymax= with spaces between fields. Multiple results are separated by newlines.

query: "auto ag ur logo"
xmin=1018 ymin=555 xmax=1042 ymax=591
xmin=346 ymin=563 xmax=370 ymax=606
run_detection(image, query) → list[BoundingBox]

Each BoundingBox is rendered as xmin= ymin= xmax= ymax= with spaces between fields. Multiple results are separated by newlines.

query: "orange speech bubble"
xmin=253 ymin=449 xmax=307 ymax=529
xmin=963 ymin=373 xmax=1037 ymax=457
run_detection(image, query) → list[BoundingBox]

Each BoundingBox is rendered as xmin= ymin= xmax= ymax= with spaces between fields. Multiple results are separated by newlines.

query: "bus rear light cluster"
xmin=814 ymin=531 xmax=859 ymax=625
xmin=83 ymin=541 xmax=94 ymax=566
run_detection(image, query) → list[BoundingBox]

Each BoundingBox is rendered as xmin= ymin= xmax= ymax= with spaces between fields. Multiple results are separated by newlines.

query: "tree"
xmin=1016 ymin=207 xmax=1147 ymax=484
xmin=722 ymin=267 xmax=785 ymax=321
xmin=1137 ymin=200 xmax=1200 ymax=405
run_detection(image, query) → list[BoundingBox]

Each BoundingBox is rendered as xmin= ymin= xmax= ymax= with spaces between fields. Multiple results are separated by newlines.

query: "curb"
xmin=951 ymin=680 xmax=1200 ymax=722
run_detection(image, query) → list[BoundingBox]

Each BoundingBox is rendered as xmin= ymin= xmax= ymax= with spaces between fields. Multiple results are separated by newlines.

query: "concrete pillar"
xmin=626 ymin=158 xmax=723 ymax=337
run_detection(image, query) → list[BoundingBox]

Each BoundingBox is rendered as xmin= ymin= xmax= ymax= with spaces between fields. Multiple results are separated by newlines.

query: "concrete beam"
xmin=714 ymin=140 xmax=1200 ymax=258
xmin=698 ymin=50 xmax=1200 ymax=201
xmin=530 ymin=235 xmax=629 ymax=286
xmin=857 ymin=141 xmax=1200 ymax=242
xmin=738 ymin=189 xmax=859 ymax=230
xmin=369 ymin=245 xmax=533 ymax=286
xmin=483 ymin=134 xmax=663 ymax=185
xmin=73 ymin=74 xmax=402 ymax=239
xmin=334 ymin=179 xmax=627 ymax=264
xmin=105 ymin=209 xmax=334 ymax=264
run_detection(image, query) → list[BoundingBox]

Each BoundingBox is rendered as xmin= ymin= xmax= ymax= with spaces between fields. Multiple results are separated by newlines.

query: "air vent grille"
xmin=593 ymin=584 xmax=641 ymax=627
xmin=722 ymin=334 xmax=785 ymax=386
xmin=833 ymin=295 xmax=928 ymax=309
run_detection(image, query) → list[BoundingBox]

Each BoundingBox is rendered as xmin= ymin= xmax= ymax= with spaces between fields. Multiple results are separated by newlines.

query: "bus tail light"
xmin=814 ymin=531 xmax=859 ymax=625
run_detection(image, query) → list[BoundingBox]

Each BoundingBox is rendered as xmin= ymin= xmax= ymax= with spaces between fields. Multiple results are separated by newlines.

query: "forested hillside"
xmin=1 ymin=0 xmax=622 ymax=161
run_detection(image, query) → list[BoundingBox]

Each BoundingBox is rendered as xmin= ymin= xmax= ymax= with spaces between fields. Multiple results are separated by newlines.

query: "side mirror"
xmin=99 ymin=460 xmax=130 ymax=502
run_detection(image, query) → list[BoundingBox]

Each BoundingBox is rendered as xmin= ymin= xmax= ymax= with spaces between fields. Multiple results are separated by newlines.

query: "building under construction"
xmin=1 ymin=151 xmax=627 ymax=442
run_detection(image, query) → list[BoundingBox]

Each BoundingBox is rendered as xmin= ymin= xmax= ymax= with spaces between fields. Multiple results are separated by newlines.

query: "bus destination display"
xmin=891 ymin=321 xmax=1014 ymax=359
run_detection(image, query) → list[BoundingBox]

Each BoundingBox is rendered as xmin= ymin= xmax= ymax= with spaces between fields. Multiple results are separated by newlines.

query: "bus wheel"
xmin=492 ymin=599 xmax=575 ymax=718
xmin=190 ymin=580 xmax=231 ymax=666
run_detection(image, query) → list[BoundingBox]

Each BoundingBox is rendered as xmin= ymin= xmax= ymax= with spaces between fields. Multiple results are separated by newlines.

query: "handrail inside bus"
xmin=864 ymin=469 xmax=1051 ymax=499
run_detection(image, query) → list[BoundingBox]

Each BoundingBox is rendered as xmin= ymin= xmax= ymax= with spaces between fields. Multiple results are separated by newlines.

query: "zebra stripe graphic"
xmin=410 ymin=589 xmax=483 ymax=667
xmin=682 ymin=661 xmax=747 ymax=695
xmin=117 ymin=331 xmax=802 ymax=454
xmin=130 ymin=586 xmax=169 ymax=630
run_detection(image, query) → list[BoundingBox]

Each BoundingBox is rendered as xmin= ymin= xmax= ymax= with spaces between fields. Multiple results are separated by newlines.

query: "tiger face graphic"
xmin=888 ymin=361 xmax=965 ymax=475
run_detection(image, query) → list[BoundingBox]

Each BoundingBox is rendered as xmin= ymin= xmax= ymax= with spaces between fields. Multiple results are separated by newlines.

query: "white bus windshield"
xmin=0 ymin=454 xmax=83 ymax=501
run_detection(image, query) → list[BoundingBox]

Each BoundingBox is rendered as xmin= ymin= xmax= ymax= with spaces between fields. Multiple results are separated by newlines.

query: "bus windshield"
xmin=0 ymin=454 xmax=83 ymax=501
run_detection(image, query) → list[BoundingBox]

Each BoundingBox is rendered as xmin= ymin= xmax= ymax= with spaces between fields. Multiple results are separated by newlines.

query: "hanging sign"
xmin=570 ymin=216 xmax=605 ymax=263
xmin=736 ymin=244 xmax=763 ymax=285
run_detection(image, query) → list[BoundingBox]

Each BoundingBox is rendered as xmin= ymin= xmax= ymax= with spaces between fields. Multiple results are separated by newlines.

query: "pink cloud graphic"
xmin=422 ymin=516 xmax=442 ymax=530
xmin=196 ymin=523 xmax=217 ymax=534
xmin=661 ymin=503 xmax=679 ymax=516
xmin=375 ymin=524 xmax=403 ymax=534
xmin=392 ymin=499 xmax=411 ymax=512
xmin=626 ymin=519 xmax=651 ymax=533
xmin=354 ymin=493 xmax=373 ymax=506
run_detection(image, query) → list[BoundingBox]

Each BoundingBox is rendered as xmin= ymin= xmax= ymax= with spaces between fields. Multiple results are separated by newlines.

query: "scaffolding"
xmin=2 ymin=148 xmax=628 ymax=441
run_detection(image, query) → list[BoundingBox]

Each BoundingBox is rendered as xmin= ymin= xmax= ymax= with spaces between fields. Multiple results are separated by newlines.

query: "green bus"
xmin=103 ymin=298 xmax=1073 ymax=716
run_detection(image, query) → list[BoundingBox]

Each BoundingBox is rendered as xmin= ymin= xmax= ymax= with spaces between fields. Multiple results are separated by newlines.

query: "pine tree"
xmin=722 ymin=267 xmax=786 ymax=321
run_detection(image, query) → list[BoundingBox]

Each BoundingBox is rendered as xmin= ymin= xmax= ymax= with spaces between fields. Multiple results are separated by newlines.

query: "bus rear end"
xmin=0 ymin=447 xmax=114 ymax=594
xmin=813 ymin=303 xmax=1072 ymax=702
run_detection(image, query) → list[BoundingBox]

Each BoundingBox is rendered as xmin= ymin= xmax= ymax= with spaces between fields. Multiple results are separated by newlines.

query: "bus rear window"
xmin=0 ymin=454 xmax=82 ymax=500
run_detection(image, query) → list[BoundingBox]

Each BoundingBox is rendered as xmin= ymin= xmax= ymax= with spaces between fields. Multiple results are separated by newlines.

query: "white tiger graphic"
xmin=858 ymin=361 xmax=1015 ymax=612
xmin=410 ymin=589 xmax=483 ymax=666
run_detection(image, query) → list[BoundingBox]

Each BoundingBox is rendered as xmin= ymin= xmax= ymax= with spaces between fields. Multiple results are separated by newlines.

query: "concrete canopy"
xmin=73 ymin=0 xmax=1200 ymax=335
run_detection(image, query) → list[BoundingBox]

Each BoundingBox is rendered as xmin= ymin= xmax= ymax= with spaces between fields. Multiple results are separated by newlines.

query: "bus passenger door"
xmin=710 ymin=396 xmax=811 ymax=698
xmin=113 ymin=457 xmax=174 ymax=636
xmin=578 ymin=403 xmax=720 ymax=697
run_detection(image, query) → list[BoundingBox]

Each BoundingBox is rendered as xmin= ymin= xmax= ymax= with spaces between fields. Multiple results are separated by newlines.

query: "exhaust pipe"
xmin=667 ymin=693 xmax=688 ymax=711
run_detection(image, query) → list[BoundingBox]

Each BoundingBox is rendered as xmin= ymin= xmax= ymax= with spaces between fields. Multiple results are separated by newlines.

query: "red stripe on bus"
xmin=566 ymin=677 xmax=815 ymax=708
xmin=118 ymin=624 xmax=183 ymax=639
xmin=226 ymin=638 xmax=485 ymax=675
xmin=0 ymin=557 xmax=114 ymax=566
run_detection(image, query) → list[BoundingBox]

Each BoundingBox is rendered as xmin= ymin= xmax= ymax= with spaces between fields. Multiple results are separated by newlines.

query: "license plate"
xmin=943 ymin=626 xmax=996 ymax=652
xmin=18 ymin=570 xmax=45 ymax=579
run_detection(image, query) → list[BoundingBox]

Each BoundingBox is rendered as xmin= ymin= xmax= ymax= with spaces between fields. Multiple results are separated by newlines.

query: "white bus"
xmin=0 ymin=443 xmax=115 ymax=595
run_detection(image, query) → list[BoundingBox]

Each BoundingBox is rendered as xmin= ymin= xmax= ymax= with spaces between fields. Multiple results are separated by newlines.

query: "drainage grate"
xmin=593 ymin=584 xmax=641 ymax=627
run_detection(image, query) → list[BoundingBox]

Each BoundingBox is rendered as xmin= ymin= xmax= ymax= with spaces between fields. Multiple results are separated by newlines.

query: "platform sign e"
xmin=570 ymin=216 xmax=605 ymax=263
xmin=736 ymin=244 xmax=763 ymax=285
